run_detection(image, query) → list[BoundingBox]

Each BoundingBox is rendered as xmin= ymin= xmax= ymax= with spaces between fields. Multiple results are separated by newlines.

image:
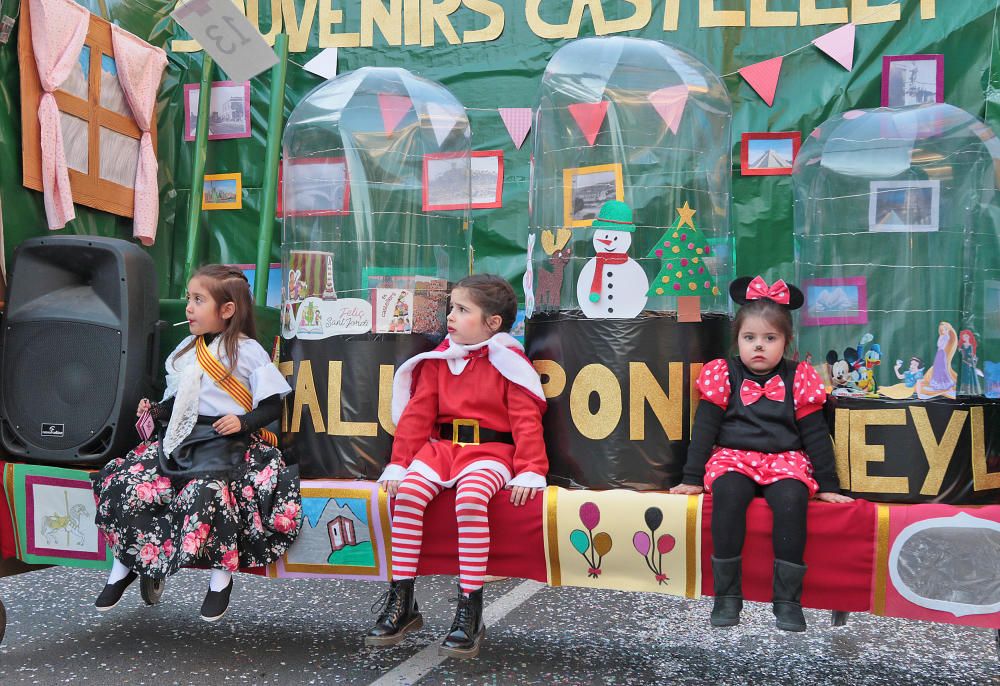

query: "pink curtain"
xmin=29 ymin=0 xmax=90 ymax=230
xmin=110 ymin=25 xmax=166 ymax=246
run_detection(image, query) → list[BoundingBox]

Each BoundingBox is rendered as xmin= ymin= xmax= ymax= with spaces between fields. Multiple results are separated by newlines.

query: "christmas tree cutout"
xmin=646 ymin=202 xmax=720 ymax=320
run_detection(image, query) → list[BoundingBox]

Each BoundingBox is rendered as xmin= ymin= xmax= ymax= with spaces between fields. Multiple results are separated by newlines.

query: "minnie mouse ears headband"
xmin=729 ymin=275 xmax=804 ymax=310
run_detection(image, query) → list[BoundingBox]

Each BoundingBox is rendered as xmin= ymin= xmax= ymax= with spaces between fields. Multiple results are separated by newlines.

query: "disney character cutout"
xmin=880 ymin=356 xmax=925 ymax=399
xmin=958 ymin=329 xmax=984 ymax=396
xmin=915 ymin=321 xmax=958 ymax=399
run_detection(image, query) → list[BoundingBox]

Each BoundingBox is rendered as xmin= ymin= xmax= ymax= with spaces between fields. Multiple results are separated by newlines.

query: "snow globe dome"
xmin=793 ymin=103 xmax=1000 ymax=400
xmin=280 ymin=66 xmax=471 ymax=342
xmin=279 ymin=67 xmax=472 ymax=480
xmin=526 ymin=36 xmax=733 ymax=320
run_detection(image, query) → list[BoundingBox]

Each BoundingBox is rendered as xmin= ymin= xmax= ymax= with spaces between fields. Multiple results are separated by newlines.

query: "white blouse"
xmin=163 ymin=335 xmax=291 ymax=416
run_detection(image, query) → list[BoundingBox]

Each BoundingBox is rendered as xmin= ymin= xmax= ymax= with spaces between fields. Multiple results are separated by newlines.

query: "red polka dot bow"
xmin=745 ymin=276 xmax=790 ymax=305
xmin=740 ymin=376 xmax=786 ymax=406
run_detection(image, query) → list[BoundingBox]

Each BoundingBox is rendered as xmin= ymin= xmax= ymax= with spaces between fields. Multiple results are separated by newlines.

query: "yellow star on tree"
xmin=676 ymin=201 xmax=696 ymax=230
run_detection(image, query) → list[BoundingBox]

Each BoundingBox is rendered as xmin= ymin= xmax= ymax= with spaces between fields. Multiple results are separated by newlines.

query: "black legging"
xmin=710 ymin=472 xmax=808 ymax=564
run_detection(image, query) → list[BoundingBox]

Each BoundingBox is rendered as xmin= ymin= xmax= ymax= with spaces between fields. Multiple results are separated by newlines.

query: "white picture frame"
xmin=868 ymin=180 xmax=940 ymax=233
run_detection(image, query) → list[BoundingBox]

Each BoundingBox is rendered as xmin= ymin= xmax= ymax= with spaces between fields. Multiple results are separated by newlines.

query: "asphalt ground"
xmin=0 ymin=566 xmax=997 ymax=685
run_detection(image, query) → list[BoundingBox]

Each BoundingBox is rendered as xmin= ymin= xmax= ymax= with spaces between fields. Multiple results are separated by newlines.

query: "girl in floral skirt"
xmin=92 ymin=265 xmax=302 ymax=622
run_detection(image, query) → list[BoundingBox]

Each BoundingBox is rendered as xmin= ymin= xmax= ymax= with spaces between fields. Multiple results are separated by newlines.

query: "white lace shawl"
xmin=160 ymin=336 xmax=223 ymax=457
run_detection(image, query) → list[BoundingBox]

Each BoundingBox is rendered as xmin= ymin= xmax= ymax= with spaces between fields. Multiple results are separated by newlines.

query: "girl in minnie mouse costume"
xmin=365 ymin=274 xmax=548 ymax=659
xmin=670 ymin=276 xmax=852 ymax=631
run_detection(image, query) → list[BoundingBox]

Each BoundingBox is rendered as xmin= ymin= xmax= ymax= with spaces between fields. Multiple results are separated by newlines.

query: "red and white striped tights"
xmin=390 ymin=469 xmax=506 ymax=595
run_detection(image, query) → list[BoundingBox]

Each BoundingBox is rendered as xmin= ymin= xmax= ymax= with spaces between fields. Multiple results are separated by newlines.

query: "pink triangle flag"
xmin=648 ymin=86 xmax=689 ymax=134
xmin=499 ymin=107 xmax=532 ymax=149
xmin=568 ymin=101 xmax=609 ymax=146
xmin=812 ymin=23 xmax=855 ymax=71
xmin=738 ymin=56 xmax=783 ymax=107
xmin=378 ymin=94 xmax=411 ymax=135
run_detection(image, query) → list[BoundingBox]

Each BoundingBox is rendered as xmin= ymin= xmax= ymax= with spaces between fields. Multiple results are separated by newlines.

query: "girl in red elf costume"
xmin=670 ymin=276 xmax=852 ymax=632
xmin=365 ymin=274 xmax=547 ymax=659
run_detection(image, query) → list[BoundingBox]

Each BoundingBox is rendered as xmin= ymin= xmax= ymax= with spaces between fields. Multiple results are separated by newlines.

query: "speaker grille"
xmin=3 ymin=322 xmax=122 ymax=451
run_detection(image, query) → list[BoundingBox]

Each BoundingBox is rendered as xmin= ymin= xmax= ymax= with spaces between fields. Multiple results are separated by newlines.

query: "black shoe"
xmin=95 ymin=571 xmax=138 ymax=612
xmin=710 ymin=555 xmax=743 ymax=627
xmin=439 ymin=586 xmax=484 ymax=659
xmin=365 ymin=579 xmax=423 ymax=646
xmin=200 ymin=579 xmax=234 ymax=622
xmin=772 ymin=559 xmax=808 ymax=632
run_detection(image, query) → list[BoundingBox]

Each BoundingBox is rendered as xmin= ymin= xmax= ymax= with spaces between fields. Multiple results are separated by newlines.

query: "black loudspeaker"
xmin=0 ymin=236 xmax=159 ymax=465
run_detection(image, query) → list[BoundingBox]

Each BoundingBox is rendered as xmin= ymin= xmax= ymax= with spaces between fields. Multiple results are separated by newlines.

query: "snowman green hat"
xmin=591 ymin=200 xmax=636 ymax=232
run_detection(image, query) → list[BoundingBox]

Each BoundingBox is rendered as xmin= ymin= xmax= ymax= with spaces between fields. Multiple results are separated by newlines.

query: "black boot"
xmin=772 ymin=559 xmax=807 ymax=632
xmin=365 ymin=579 xmax=423 ymax=646
xmin=439 ymin=586 xmax=485 ymax=659
xmin=710 ymin=556 xmax=743 ymax=627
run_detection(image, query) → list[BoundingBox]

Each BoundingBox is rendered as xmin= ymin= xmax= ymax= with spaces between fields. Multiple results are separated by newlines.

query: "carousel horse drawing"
xmin=40 ymin=494 xmax=90 ymax=547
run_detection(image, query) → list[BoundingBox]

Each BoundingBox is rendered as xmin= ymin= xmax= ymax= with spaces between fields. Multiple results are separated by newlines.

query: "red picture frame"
xmin=740 ymin=131 xmax=801 ymax=176
xmin=422 ymin=151 xmax=504 ymax=211
xmin=276 ymin=157 xmax=351 ymax=218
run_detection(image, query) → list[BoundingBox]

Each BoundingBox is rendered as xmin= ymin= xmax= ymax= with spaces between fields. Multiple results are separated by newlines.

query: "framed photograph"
xmin=801 ymin=277 xmax=868 ymax=327
xmin=183 ymin=81 xmax=251 ymax=141
xmin=868 ymin=180 xmax=940 ymax=232
xmin=423 ymin=152 xmax=472 ymax=211
xmin=277 ymin=157 xmax=351 ymax=217
xmin=881 ymin=55 xmax=944 ymax=107
xmin=202 ymin=173 xmax=242 ymax=210
xmin=470 ymin=150 xmax=504 ymax=209
xmin=235 ymin=262 xmax=282 ymax=307
xmin=562 ymin=163 xmax=624 ymax=227
xmin=740 ymin=132 xmax=801 ymax=176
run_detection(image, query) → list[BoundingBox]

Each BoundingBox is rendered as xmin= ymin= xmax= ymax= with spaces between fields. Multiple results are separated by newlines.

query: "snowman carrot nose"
xmin=596 ymin=238 xmax=613 ymax=246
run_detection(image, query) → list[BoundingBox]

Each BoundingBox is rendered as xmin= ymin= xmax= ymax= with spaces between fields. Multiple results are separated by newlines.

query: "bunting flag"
xmin=738 ymin=56 xmax=783 ymax=107
xmin=812 ymin=23 xmax=856 ymax=71
xmin=499 ymin=107 xmax=532 ymax=149
xmin=378 ymin=94 xmax=411 ymax=135
xmin=426 ymin=101 xmax=461 ymax=147
xmin=568 ymin=101 xmax=609 ymax=146
xmin=648 ymin=85 xmax=689 ymax=134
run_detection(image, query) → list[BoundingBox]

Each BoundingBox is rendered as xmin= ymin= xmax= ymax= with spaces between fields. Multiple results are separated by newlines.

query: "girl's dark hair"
xmin=732 ymin=298 xmax=794 ymax=351
xmin=177 ymin=264 xmax=257 ymax=376
xmin=454 ymin=274 xmax=517 ymax=333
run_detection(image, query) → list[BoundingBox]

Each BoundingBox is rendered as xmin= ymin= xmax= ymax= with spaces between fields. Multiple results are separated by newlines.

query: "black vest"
xmin=716 ymin=357 xmax=802 ymax=453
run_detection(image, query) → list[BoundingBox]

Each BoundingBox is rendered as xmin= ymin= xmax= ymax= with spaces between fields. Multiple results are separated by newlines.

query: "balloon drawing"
xmin=632 ymin=506 xmax=675 ymax=585
xmin=569 ymin=501 xmax=613 ymax=578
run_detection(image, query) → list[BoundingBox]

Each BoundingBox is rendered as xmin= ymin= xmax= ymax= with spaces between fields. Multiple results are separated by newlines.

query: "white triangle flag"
xmin=426 ymin=102 xmax=461 ymax=147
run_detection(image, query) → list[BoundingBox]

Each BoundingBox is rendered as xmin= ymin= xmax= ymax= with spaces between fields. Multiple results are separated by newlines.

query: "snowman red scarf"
xmin=391 ymin=332 xmax=546 ymax=424
xmin=589 ymin=252 xmax=630 ymax=302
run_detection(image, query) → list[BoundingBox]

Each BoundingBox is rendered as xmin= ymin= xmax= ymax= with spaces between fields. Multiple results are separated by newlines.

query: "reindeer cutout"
xmin=536 ymin=229 xmax=573 ymax=308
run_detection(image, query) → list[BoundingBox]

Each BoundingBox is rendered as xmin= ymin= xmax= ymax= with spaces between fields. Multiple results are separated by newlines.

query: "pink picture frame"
xmin=801 ymin=277 xmax=868 ymax=327
xmin=881 ymin=55 xmax=944 ymax=107
xmin=183 ymin=80 xmax=252 ymax=142
xmin=25 ymin=475 xmax=107 ymax=562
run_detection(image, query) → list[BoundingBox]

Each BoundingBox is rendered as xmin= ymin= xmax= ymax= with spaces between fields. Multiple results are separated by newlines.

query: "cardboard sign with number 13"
xmin=172 ymin=0 xmax=277 ymax=84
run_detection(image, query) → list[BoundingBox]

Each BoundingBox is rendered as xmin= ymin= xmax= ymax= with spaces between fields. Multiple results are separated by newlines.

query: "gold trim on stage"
xmin=685 ymin=494 xmax=701 ymax=598
xmin=873 ymin=504 xmax=890 ymax=615
xmin=378 ymin=485 xmax=394 ymax=580
xmin=545 ymin=485 xmax=561 ymax=586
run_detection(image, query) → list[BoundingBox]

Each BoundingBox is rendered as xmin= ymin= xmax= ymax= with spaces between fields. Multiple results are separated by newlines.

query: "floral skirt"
xmin=92 ymin=439 xmax=302 ymax=580
xmin=703 ymin=447 xmax=819 ymax=496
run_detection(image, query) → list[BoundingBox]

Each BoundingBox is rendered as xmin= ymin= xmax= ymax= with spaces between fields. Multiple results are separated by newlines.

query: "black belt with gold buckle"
xmin=439 ymin=419 xmax=514 ymax=446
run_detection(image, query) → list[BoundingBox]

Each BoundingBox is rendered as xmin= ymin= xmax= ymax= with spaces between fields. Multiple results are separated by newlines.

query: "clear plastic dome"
xmin=526 ymin=37 xmax=733 ymax=318
xmin=280 ymin=67 xmax=471 ymax=340
xmin=793 ymin=104 xmax=1000 ymax=399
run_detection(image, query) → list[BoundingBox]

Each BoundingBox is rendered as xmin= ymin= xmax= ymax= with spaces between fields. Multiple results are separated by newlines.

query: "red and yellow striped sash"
xmin=195 ymin=336 xmax=278 ymax=446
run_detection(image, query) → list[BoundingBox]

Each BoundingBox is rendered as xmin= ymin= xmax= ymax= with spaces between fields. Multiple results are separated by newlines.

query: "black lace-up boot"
xmin=438 ymin=586 xmax=485 ymax=658
xmin=364 ymin=579 xmax=423 ymax=646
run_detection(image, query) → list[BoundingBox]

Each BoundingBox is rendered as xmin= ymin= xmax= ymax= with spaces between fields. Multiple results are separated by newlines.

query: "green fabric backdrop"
xmin=0 ymin=0 xmax=997 ymax=302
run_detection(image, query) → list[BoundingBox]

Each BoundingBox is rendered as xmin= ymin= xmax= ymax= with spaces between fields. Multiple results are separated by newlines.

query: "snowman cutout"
xmin=577 ymin=200 xmax=648 ymax=318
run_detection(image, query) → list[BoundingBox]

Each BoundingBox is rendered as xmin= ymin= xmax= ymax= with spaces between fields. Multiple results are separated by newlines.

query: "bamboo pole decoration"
xmin=254 ymin=34 xmax=289 ymax=306
xmin=183 ymin=53 xmax=214 ymax=291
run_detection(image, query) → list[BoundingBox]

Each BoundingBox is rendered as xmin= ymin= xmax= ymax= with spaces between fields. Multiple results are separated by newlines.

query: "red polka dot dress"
xmin=681 ymin=357 xmax=839 ymax=496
